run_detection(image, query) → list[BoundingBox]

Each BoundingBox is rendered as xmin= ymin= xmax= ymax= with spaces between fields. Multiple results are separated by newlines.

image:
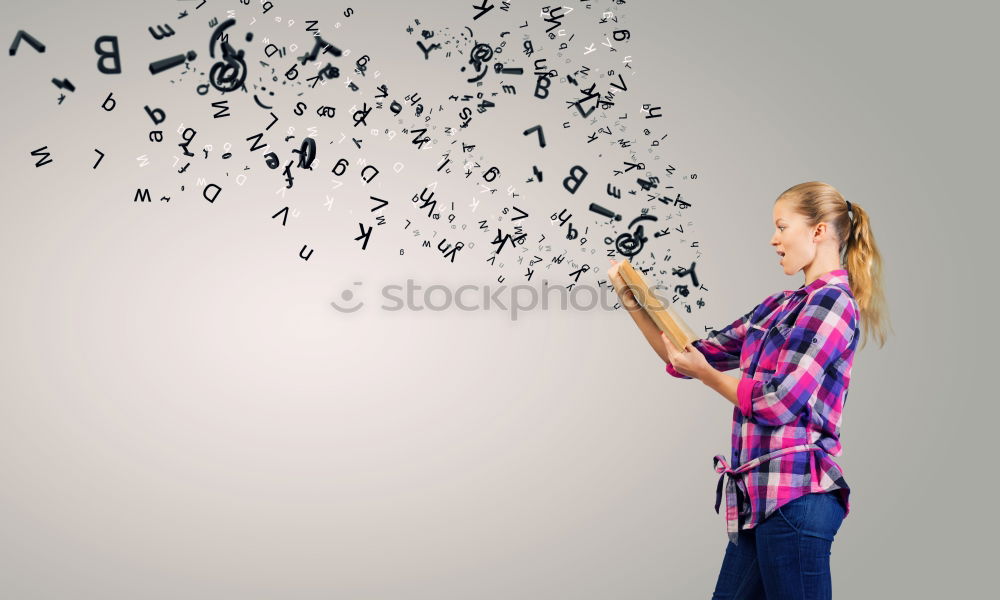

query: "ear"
xmin=813 ymin=222 xmax=828 ymax=243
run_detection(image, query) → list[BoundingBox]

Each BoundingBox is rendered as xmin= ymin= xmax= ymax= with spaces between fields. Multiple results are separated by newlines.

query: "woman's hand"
xmin=607 ymin=258 xmax=625 ymax=287
xmin=662 ymin=333 xmax=712 ymax=380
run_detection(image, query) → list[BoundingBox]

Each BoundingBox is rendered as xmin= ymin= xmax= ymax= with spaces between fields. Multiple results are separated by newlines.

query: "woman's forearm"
xmin=609 ymin=267 xmax=742 ymax=410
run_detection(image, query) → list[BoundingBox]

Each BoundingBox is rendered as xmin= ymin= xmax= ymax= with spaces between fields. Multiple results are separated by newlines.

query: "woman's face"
xmin=771 ymin=199 xmax=817 ymax=275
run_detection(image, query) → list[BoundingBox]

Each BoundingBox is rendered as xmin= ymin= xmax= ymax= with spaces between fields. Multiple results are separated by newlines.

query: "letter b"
xmin=95 ymin=35 xmax=121 ymax=74
xmin=562 ymin=165 xmax=589 ymax=194
xmin=534 ymin=75 xmax=551 ymax=100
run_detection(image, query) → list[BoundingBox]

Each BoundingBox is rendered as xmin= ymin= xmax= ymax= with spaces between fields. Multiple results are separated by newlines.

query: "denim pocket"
xmin=775 ymin=493 xmax=814 ymax=534
xmin=777 ymin=493 xmax=845 ymax=541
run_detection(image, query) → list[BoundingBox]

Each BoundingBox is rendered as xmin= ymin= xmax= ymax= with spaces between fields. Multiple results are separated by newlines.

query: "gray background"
xmin=1 ymin=0 xmax=996 ymax=597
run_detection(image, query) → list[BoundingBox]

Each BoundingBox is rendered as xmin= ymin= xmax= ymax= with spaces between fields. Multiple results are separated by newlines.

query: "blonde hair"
xmin=776 ymin=181 xmax=892 ymax=350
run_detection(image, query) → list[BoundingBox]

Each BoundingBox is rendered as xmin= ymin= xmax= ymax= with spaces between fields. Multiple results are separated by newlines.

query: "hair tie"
xmin=845 ymin=200 xmax=853 ymax=214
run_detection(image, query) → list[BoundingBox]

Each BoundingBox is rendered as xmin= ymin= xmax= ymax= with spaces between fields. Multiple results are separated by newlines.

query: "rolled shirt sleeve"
xmin=736 ymin=286 xmax=857 ymax=425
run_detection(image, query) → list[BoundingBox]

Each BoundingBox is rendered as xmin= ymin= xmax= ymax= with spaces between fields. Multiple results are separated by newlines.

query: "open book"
xmin=617 ymin=260 xmax=698 ymax=350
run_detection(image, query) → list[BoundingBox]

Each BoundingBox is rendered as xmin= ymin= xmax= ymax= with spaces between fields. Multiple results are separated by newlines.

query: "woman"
xmin=608 ymin=182 xmax=890 ymax=599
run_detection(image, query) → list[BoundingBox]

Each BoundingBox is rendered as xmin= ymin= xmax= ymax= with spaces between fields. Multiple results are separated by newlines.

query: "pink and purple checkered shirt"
xmin=666 ymin=269 xmax=858 ymax=544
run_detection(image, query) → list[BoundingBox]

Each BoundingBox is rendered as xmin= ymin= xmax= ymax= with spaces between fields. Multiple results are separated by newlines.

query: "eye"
xmin=777 ymin=226 xmax=785 ymax=231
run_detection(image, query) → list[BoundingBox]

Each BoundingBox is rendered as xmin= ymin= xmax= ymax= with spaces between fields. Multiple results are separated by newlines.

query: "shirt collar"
xmin=784 ymin=268 xmax=850 ymax=296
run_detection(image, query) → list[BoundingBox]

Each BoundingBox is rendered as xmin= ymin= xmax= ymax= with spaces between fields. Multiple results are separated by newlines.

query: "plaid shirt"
xmin=666 ymin=269 xmax=858 ymax=544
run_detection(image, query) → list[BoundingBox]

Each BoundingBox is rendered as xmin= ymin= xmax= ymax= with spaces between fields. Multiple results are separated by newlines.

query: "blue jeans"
xmin=710 ymin=492 xmax=846 ymax=599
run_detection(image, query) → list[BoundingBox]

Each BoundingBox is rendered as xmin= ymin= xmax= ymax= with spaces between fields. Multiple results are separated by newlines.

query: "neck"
xmin=803 ymin=259 xmax=843 ymax=287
